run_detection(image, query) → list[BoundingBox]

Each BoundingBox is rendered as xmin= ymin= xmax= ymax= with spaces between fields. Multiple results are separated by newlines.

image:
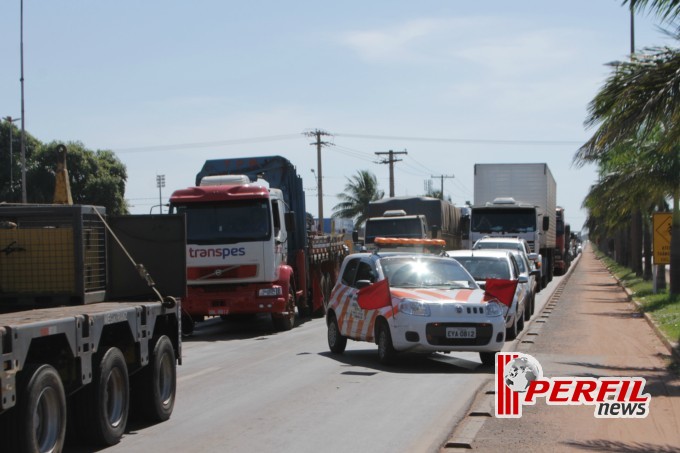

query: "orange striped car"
xmin=326 ymin=250 xmax=507 ymax=366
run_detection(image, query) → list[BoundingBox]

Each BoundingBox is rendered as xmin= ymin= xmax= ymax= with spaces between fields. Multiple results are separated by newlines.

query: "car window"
xmin=513 ymin=252 xmax=527 ymax=273
xmin=508 ymin=255 xmax=520 ymax=279
xmin=341 ymin=258 xmax=360 ymax=286
xmin=355 ymin=261 xmax=377 ymax=284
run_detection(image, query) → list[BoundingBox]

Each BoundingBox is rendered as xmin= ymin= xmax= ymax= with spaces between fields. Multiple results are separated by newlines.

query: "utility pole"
xmin=630 ymin=0 xmax=635 ymax=56
xmin=431 ymin=174 xmax=455 ymax=200
xmin=375 ymin=149 xmax=407 ymax=197
xmin=305 ymin=129 xmax=332 ymax=232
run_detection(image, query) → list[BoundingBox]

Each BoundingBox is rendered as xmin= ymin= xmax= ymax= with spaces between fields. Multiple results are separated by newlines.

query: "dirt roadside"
xmin=441 ymin=243 xmax=680 ymax=452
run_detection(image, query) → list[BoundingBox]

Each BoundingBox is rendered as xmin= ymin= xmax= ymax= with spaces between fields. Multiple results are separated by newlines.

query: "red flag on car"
xmin=357 ymin=279 xmax=392 ymax=310
xmin=485 ymin=279 xmax=518 ymax=307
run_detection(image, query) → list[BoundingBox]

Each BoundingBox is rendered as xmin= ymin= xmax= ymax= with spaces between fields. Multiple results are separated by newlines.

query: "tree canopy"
xmin=0 ymin=122 xmax=128 ymax=215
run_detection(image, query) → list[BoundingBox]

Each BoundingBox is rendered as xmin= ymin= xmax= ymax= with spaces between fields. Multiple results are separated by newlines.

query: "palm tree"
xmin=332 ymin=170 xmax=384 ymax=228
xmin=576 ymin=0 xmax=680 ymax=294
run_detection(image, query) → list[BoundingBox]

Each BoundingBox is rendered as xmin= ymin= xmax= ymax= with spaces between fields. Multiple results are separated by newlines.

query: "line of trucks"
xmin=360 ymin=162 xmax=569 ymax=287
xmin=0 ymin=153 xmax=568 ymax=452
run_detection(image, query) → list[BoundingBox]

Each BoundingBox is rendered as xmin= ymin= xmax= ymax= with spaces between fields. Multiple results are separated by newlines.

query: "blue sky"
xmin=1 ymin=1 xmax=674 ymax=231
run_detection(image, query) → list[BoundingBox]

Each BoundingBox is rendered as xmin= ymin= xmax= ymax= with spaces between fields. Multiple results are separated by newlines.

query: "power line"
xmin=334 ymin=132 xmax=582 ymax=146
xmin=112 ymin=134 xmax=302 ymax=153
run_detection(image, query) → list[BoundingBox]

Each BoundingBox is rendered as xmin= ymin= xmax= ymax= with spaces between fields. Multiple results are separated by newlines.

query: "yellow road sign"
xmin=653 ymin=213 xmax=672 ymax=265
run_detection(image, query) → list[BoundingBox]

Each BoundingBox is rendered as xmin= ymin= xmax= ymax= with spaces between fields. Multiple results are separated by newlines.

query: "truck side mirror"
xmin=431 ymin=225 xmax=440 ymax=238
xmin=285 ymin=212 xmax=296 ymax=232
xmin=352 ymin=230 xmax=359 ymax=243
xmin=543 ymin=216 xmax=550 ymax=231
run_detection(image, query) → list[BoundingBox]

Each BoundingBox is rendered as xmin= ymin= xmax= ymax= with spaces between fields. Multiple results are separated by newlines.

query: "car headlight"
xmin=485 ymin=301 xmax=507 ymax=317
xmin=399 ymin=299 xmax=431 ymax=317
xmin=258 ymin=287 xmax=283 ymax=297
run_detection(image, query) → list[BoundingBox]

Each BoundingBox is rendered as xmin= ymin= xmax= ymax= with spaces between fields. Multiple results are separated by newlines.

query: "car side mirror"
xmin=355 ymin=280 xmax=372 ymax=289
xmin=530 ymin=269 xmax=541 ymax=277
xmin=528 ymin=253 xmax=539 ymax=261
xmin=518 ymin=275 xmax=529 ymax=284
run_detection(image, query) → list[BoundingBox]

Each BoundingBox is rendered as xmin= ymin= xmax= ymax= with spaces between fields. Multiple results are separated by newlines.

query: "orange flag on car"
xmin=357 ymin=279 xmax=392 ymax=310
xmin=485 ymin=279 xmax=518 ymax=307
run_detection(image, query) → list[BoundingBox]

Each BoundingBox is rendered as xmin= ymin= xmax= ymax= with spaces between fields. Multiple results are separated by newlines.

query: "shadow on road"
xmin=318 ymin=349 xmax=494 ymax=375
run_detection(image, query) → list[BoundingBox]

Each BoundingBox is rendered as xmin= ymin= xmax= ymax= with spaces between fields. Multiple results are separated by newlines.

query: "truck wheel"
xmin=75 ymin=347 xmax=130 ymax=446
xmin=131 ymin=336 xmax=176 ymax=423
xmin=18 ymin=363 xmax=66 ymax=453
xmin=327 ymin=314 xmax=347 ymax=354
xmin=181 ymin=310 xmax=195 ymax=335
xmin=376 ymin=321 xmax=397 ymax=365
xmin=272 ymin=285 xmax=296 ymax=331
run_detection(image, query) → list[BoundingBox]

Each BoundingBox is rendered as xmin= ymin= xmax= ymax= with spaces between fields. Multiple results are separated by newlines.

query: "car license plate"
xmin=446 ymin=327 xmax=476 ymax=339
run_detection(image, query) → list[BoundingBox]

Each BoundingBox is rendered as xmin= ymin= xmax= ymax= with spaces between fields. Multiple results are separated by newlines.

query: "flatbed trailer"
xmin=0 ymin=205 xmax=185 ymax=452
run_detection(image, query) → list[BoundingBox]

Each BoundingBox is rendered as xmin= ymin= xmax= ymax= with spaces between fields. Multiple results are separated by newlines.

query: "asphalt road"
xmin=66 ymin=274 xmax=566 ymax=453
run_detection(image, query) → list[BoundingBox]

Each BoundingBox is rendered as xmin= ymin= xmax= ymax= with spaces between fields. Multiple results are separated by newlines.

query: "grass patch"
xmin=595 ymin=250 xmax=680 ymax=345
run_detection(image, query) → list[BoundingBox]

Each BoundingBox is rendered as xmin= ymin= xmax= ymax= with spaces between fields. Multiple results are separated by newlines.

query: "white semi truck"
xmin=470 ymin=163 xmax=557 ymax=287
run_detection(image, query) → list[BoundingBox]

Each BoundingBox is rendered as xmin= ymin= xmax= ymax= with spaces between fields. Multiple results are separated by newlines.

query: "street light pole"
xmin=156 ymin=174 xmax=165 ymax=214
xmin=4 ymin=116 xmax=20 ymax=195
xmin=20 ymin=0 xmax=27 ymax=203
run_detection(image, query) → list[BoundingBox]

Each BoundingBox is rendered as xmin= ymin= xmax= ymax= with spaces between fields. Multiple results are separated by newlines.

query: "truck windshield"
xmin=365 ymin=217 xmax=424 ymax=244
xmin=172 ymin=200 xmax=271 ymax=244
xmin=470 ymin=209 xmax=536 ymax=233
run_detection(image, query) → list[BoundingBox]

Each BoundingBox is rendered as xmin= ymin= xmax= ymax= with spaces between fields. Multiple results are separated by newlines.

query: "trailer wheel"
xmin=18 ymin=363 xmax=66 ymax=453
xmin=75 ymin=347 xmax=130 ymax=446
xmin=272 ymin=284 xmax=296 ymax=331
xmin=131 ymin=336 xmax=176 ymax=423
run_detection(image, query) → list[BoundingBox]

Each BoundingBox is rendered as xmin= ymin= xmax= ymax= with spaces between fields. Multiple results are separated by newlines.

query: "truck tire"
xmin=75 ymin=347 xmax=130 ymax=446
xmin=272 ymin=285 xmax=296 ymax=331
xmin=18 ymin=363 xmax=66 ymax=453
xmin=376 ymin=320 xmax=397 ymax=365
xmin=131 ymin=336 xmax=176 ymax=424
xmin=327 ymin=313 xmax=347 ymax=354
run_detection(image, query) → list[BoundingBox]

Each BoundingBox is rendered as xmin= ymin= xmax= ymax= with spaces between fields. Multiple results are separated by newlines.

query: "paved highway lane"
xmin=73 ymin=274 xmax=567 ymax=453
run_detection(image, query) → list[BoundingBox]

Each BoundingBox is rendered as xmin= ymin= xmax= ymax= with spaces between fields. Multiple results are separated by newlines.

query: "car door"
xmin=348 ymin=260 xmax=378 ymax=339
xmin=335 ymin=257 xmax=360 ymax=337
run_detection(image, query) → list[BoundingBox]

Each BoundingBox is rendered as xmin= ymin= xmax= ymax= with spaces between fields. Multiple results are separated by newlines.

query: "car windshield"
xmin=380 ymin=256 xmax=477 ymax=289
xmin=451 ymin=256 xmax=511 ymax=281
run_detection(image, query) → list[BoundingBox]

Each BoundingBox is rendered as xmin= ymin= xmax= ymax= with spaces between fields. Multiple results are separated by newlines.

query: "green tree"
xmin=332 ymin=170 xmax=384 ymax=228
xmin=27 ymin=141 xmax=129 ymax=215
xmin=0 ymin=120 xmax=42 ymax=203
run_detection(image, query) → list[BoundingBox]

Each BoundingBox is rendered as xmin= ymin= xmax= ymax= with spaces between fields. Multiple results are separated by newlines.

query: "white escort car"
xmin=326 ymin=238 xmax=512 ymax=366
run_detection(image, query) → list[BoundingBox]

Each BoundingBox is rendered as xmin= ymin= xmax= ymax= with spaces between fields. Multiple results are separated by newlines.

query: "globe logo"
xmin=504 ymin=355 xmax=542 ymax=393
